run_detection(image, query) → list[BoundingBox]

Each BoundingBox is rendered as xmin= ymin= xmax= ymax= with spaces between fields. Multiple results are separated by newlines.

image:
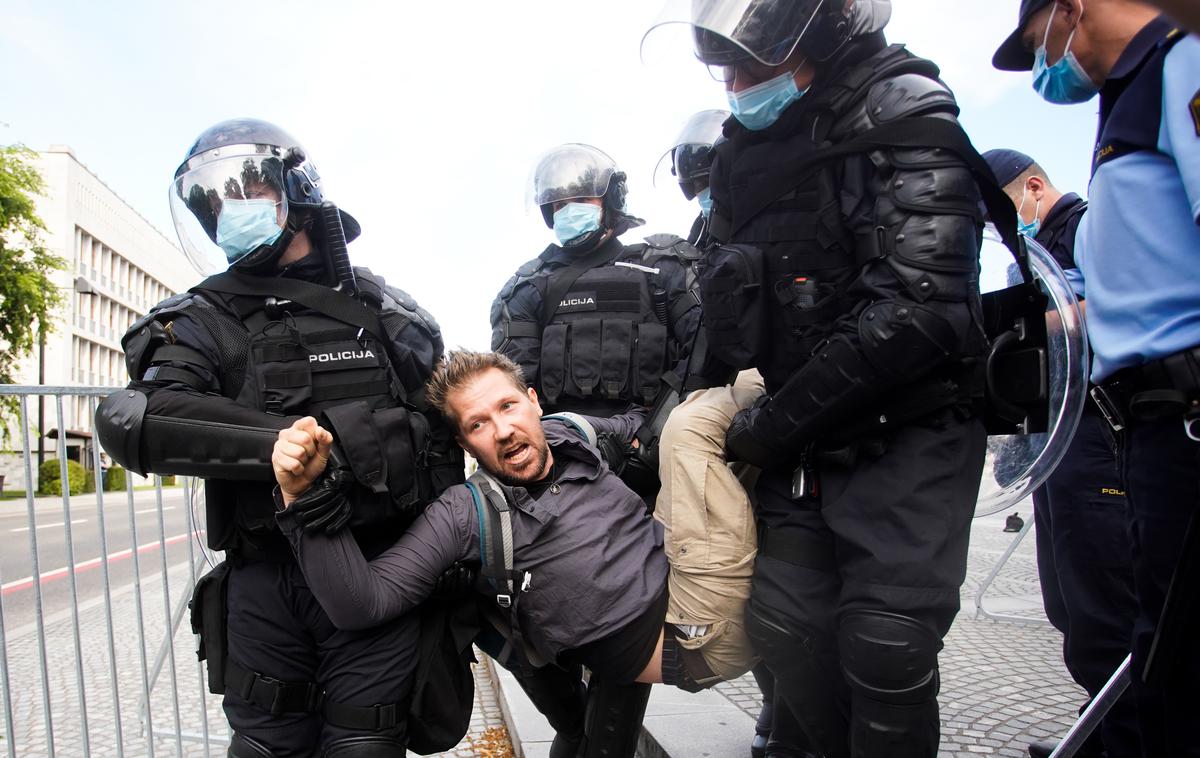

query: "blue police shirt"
xmin=1073 ymin=20 xmax=1200 ymax=383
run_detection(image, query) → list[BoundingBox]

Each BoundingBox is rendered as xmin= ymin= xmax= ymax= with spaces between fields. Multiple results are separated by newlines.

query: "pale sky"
xmin=1 ymin=0 xmax=1099 ymax=351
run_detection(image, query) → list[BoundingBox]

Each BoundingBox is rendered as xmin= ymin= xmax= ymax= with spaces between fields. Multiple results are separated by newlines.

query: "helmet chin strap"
xmin=561 ymin=226 xmax=609 ymax=253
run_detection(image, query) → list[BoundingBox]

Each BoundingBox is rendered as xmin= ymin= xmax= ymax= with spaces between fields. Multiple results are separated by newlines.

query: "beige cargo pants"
xmin=655 ymin=369 xmax=764 ymax=683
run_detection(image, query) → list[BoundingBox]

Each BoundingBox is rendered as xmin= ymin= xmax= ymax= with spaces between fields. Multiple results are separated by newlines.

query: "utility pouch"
xmin=322 ymin=401 xmax=422 ymax=517
xmin=698 ymin=244 xmax=768 ymax=370
xmin=249 ymin=322 xmax=312 ymax=416
xmin=189 ymin=560 xmax=232 ymax=695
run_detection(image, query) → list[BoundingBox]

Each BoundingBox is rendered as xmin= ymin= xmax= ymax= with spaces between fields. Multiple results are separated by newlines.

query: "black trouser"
xmin=224 ymin=561 xmax=418 ymax=756
xmin=748 ymin=413 xmax=985 ymax=757
xmin=1033 ymin=408 xmax=1140 ymax=756
xmin=1116 ymin=415 xmax=1200 ymax=757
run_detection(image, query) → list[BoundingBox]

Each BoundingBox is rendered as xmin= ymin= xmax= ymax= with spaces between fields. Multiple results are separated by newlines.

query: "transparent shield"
xmin=975 ymin=229 xmax=1089 ymax=516
xmin=169 ymin=153 xmax=290 ymax=275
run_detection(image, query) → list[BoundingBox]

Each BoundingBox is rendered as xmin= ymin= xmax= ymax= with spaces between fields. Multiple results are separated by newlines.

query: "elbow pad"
xmin=859 ymin=300 xmax=958 ymax=383
xmin=96 ymin=389 xmax=283 ymax=479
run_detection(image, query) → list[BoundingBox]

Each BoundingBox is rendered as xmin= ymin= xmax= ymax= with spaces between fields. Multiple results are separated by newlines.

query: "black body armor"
xmin=106 ymin=266 xmax=462 ymax=561
xmin=706 ymin=39 xmax=989 ymax=454
xmin=491 ymin=234 xmax=702 ymax=418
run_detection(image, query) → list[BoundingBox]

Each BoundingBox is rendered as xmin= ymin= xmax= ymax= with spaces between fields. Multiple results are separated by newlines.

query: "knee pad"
xmin=228 ymin=733 xmax=279 ymax=758
xmin=322 ymin=735 xmax=406 ymax=758
xmin=838 ymin=610 xmax=940 ymax=705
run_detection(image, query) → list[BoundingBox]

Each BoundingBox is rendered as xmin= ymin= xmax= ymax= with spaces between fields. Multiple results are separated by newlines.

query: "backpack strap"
xmin=466 ymin=470 xmax=546 ymax=668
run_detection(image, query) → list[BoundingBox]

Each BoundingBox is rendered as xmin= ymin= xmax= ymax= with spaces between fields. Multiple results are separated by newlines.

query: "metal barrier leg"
xmin=1048 ymin=655 xmax=1131 ymax=758
xmin=973 ymin=513 xmax=1050 ymax=626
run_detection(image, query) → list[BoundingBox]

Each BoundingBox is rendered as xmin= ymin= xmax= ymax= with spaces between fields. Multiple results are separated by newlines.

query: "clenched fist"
xmin=273 ymin=416 xmax=333 ymax=506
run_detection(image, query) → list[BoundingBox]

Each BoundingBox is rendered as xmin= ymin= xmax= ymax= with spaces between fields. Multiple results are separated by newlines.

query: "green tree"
xmin=0 ymin=145 xmax=66 ymax=429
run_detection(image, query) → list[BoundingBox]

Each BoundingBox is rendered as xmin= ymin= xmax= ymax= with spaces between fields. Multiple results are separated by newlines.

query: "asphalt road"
xmin=0 ymin=486 xmax=214 ymax=634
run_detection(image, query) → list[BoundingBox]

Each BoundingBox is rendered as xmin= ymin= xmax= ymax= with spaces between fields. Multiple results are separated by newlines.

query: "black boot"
xmin=751 ymin=663 xmax=776 ymax=758
xmin=579 ymin=679 xmax=652 ymax=758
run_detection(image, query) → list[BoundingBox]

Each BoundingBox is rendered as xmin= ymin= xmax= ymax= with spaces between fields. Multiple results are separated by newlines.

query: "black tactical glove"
xmin=431 ymin=561 xmax=478 ymax=600
xmin=595 ymin=432 xmax=630 ymax=478
xmin=290 ymin=449 xmax=354 ymax=536
xmin=725 ymin=405 xmax=787 ymax=470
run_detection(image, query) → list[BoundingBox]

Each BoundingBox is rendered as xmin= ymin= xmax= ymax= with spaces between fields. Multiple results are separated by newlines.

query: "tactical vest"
xmin=192 ymin=269 xmax=456 ymax=560
xmin=704 ymin=44 xmax=958 ymax=388
xmin=503 ymin=235 xmax=700 ymax=414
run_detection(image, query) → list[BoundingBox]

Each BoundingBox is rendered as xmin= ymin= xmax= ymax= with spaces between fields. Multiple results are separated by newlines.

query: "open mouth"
xmin=502 ymin=443 xmax=530 ymax=464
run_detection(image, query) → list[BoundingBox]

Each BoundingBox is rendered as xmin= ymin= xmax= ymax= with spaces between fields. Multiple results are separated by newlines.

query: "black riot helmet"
xmin=528 ymin=144 xmax=636 ymax=249
xmin=169 ymin=118 xmax=360 ymax=275
xmin=695 ymin=0 xmax=853 ymax=67
xmin=656 ymin=109 xmax=729 ymax=200
xmin=643 ymin=0 xmax=854 ymax=73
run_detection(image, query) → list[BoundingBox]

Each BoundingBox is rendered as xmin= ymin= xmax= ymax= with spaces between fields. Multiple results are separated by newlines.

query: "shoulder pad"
xmin=642 ymin=233 xmax=701 ymax=262
xmin=499 ymin=256 xmax=548 ymax=300
xmin=867 ymin=73 xmax=958 ymax=126
xmin=380 ymin=284 xmax=442 ymax=342
xmin=127 ymin=291 xmax=202 ymax=338
xmin=351 ymin=267 xmax=387 ymax=306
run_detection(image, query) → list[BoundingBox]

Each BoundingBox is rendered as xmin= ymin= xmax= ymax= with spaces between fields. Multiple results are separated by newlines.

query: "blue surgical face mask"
xmin=1031 ymin=5 xmax=1099 ymax=105
xmin=553 ymin=202 xmax=603 ymax=246
xmin=216 ymin=199 xmax=283 ymax=262
xmin=1016 ymin=187 xmax=1042 ymax=237
xmin=696 ymin=187 xmax=713 ymax=218
xmin=726 ymin=66 xmax=808 ymax=131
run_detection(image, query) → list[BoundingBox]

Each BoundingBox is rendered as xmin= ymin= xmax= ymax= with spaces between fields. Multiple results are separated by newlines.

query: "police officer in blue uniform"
xmin=655 ymin=0 xmax=997 ymax=753
xmin=96 ymin=119 xmax=463 ymax=757
xmin=984 ymin=148 xmax=1138 ymax=758
xmin=994 ymin=1 xmax=1200 ymax=754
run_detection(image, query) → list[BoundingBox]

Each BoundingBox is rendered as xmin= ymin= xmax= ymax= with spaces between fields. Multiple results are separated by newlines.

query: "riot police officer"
xmin=488 ymin=143 xmax=703 ymax=756
xmin=96 ymin=119 xmax=463 ymax=757
xmin=661 ymin=108 xmax=728 ymax=247
xmin=652 ymin=1 xmax=991 ymax=754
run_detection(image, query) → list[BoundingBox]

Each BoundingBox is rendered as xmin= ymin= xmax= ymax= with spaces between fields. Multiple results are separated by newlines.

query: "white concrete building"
xmin=1 ymin=146 xmax=200 ymax=491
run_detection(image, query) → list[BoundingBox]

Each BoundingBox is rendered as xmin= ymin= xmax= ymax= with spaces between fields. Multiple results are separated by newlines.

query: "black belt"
xmin=226 ymin=660 xmax=404 ymax=730
xmin=1092 ymin=345 xmax=1200 ymax=432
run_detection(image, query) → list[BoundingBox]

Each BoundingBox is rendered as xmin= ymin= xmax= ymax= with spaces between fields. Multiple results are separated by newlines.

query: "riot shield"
xmin=975 ymin=227 xmax=1088 ymax=516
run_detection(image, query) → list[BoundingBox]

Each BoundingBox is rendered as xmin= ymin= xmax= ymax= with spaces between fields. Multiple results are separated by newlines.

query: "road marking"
xmin=10 ymin=519 xmax=88 ymax=533
xmin=1 ymin=530 xmax=202 ymax=596
xmin=135 ymin=506 xmax=176 ymax=515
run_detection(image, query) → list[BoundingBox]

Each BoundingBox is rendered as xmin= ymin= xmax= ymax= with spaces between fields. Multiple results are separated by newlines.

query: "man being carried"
xmin=271 ymin=350 xmax=760 ymax=757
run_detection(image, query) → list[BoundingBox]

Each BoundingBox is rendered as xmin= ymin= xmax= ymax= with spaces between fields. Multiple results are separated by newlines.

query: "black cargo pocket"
xmin=775 ymin=277 xmax=837 ymax=332
xmin=600 ymin=320 xmax=633 ymax=400
xmin=540 ymin=324 xmax=568 ymax=405
xmin=189 ymin=560 xmax=231 ymax=695
xmin=698 ymin=244 xmax=767 ymax=369
xmin=636 ymin=322 xmax=668 ymax=404
xmin=251 ymin=325 xmax=312 ymax=415
xmin=569 ymin=318 xmax=602 ymax=398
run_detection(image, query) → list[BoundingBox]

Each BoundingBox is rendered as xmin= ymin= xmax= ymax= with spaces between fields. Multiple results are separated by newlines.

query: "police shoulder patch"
xmin=1191 ymin=87 xmax=1200 ymax=137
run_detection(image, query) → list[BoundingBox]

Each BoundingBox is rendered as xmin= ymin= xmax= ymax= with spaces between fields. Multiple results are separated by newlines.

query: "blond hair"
xmin=426 ymin=350 xmax=529 ymax=425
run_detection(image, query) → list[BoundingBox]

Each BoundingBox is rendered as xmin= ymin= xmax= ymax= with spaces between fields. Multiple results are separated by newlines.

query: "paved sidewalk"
xmin=498 ymin=505 xmax=1095 ymax=758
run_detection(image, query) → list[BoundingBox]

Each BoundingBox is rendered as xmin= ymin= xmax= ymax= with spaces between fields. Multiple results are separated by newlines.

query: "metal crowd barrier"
xmin=0 ymin=385 xmax=227 ymax=757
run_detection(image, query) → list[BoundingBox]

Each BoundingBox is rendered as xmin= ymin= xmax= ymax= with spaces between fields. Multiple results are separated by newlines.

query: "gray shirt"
xmin=277 ymin=411 xmax=668 ymax=663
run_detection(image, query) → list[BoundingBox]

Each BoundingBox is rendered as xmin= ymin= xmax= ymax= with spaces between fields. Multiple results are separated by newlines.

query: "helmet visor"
xmin=528 ymin=144 xmax=618 ymax=210
xmin=642 ymin=0 xmax=825 ymax=69
xmin=170 ymin=153 xmax=289 ymax=274
xmin=654 ymin=110 xmax=727 ymax=198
